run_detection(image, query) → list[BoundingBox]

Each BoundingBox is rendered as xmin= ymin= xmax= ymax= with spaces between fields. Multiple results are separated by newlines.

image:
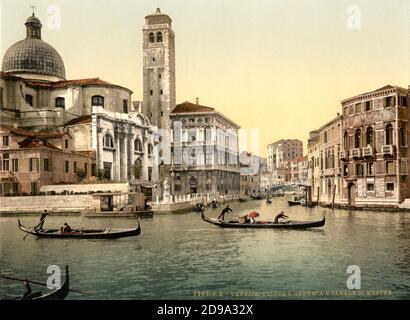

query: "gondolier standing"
xmin=218 ymin=205 xmax=232 ymax=222
xmin=34 ymin=210 xmax=48 ymax=231
xmin=274 ymin=211 xmax=289 ymax=224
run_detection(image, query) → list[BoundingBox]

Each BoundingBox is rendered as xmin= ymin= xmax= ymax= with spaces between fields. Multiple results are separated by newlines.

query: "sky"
xmin=1 ymin=0 xmax=409 ymax=157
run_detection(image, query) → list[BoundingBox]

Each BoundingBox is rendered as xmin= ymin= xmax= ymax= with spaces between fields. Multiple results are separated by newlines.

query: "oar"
xmin=22 ymin=233 xmax=30 ymax=240
xmin=0 ymin=274 xmax=91 ymax=296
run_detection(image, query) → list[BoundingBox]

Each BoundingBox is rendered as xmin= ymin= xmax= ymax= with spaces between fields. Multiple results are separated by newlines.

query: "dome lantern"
xmin=25 ymin=13 xmax=42 ymax=39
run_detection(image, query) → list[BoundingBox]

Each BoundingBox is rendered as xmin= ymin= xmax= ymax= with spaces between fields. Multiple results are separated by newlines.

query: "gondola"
xmin=201 ymin=212 xmax=325 ymax=229
xmin=287 ymin=200 xmax=303 ymax=206
xmin=18 ymin=220 xmax=141 ymax=239
xmin=266 ymin=198 xmax=272 ymax=204
xmin=1 ymin=265 xmax=70 ymax=300
xmin=193 ymin=204 xmax=205 ymax=213
xmin=29 ymin=265 xmax=70 ymax=300
xmin=239 ymin=197 xmax=248 ymax=203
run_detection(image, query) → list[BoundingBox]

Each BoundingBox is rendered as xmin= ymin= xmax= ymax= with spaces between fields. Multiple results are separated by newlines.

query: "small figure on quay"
xmin=274 ymin=211 xmax=289 ymax=224
xmin=34 ymin=210 xmax=48 ymax=231
xmin=61 ymin=223 xmax=73 ymax=233
xmin=218 ymin=205 xmax=232 ymax=222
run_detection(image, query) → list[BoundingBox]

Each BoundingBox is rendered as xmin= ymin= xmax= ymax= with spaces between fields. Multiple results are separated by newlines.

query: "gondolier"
xmin=34 ymin=210 xmax=48 ymax=231
xmin=218 ymin=205 xmax=232 ymax=221
xmin=274 ymin=211 xmax=289 ymax=224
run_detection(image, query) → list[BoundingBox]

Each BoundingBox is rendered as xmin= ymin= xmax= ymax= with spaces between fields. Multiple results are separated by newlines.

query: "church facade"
xmin=0 ymin=13 xmax=159 ymax=197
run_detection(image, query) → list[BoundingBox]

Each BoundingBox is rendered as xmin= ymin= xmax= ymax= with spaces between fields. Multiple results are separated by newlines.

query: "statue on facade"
xmin=163 ymin=178 xmax=170 ymax=202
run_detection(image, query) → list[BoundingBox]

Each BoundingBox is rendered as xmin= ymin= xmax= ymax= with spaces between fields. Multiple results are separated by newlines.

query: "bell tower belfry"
xmin=142 ymin=8 xmax=176 ymax=132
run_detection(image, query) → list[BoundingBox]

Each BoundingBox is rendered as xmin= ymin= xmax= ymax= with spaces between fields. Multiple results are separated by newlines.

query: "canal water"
xmin=1 ymin=197 xmax=410 ymax=300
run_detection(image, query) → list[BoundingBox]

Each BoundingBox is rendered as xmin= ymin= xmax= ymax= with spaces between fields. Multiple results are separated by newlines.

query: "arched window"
xmin=157 ymin=32 xmax=163 ymax=42
xmin=134 ymin=139 xmax=143 ymax=153
xmin=55 ymin=97 xmax=65 ymax=109
xmin=133 ymin=158 xmax=143 ymax=180
xmin=149 ymin=32 xmax=155 ymax=43
xmin=354 ymin=129 xmax=362 ymax=148
xmin=366 ymin=127 xmax=374 ymax=147
xmin=343 ymin=131 xmax=349 ymax=150
xmin=92 ymin=95 xmax=104 ymax=107
xmin=103 ymin=133 xmax=114 ymax=149
xmin=386 ymin=124 xmax=393 ymax=145
xmin=148 ymin=144 xmax=154 ymax=156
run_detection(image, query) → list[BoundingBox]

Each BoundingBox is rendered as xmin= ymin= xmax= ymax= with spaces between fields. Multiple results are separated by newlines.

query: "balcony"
xmin=340 ymin=150 xmax=349 ymax=161
xmin=382 ymin=145 xmax=395 ymax=157
xmin=351 ymin=148 xmax=362 ymax=159
xmin=0 ymin=171 xmax=15 ymax=181
xmin=362 ymin=146 xmax=374 ymax=158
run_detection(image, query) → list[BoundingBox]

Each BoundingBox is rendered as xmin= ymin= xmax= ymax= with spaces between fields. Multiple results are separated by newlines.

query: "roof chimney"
xmin=196 ymin=97 xmax=199 ymax=105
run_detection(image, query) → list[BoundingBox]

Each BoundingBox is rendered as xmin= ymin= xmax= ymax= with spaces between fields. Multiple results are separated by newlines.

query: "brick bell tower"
xmin=142 ymin=8 xmax=176 ymax=133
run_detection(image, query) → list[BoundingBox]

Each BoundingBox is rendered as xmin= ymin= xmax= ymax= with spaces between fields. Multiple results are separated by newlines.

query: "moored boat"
xmin=201 ymin=212 xmax=325 ymax=229
xmin=18 ymin=220 xmax=141 ymax=239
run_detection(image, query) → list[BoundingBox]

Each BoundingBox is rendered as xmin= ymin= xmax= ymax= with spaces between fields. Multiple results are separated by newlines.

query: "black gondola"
xmin=28 ymin=265 xmax=70 ymax=300
xmin=239 ymin=197 xmax=248 ymax=203
xmin=18 ymin=220 xmax=141 ymax=239
xmin=193 ymin=204 xmax=205 ymax=212
xmin=201 ymin=212 xmax=325 ymax=229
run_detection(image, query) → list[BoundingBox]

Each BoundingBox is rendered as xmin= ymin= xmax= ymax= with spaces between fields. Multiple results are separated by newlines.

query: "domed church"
xmin=0 ymin=13 xmax=158 ymax=196
xmin=2 ymin=13 xmax=66 ymax=82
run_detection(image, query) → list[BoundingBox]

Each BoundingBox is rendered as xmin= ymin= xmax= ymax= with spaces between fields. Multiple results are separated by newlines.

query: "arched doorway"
xmin=348 ymin=183 xmax=356 ymax=206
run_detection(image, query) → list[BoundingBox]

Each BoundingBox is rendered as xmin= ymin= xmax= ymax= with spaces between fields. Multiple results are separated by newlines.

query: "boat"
xmin=287 ymin=200 xmax=303 ymax=206
xmin=266 ymin=198 xmax=272 ymax=204
xmin=1 ymin=265 xmax=70 ymax=300
xmin=18 ymin=220 xmax=141 ymax=239
xmin=29 ymin=265 xmax=70 ymax=300
xmin=201 ymin=212 xmax=325 ymax=229
xmin=193 ymin=204 xmax=205 ymax=212
xmin=250 ymin=195 xmax=263 ymax=200
xmin=239 ymin=197 xmax=248 ymax=203
xmin=210 ymin=201 xmax=220 ymax=208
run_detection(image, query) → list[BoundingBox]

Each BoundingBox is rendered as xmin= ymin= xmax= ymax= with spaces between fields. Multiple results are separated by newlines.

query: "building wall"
xmin=340 ymin=86 xmax=409 ymax=207
xmin=169 ymin=111 xmax=240 ymax=196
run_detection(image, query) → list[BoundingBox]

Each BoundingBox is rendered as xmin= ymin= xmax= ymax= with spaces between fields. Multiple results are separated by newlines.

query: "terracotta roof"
xmin=25 ymin=77 xmax=132 ymax=93
xmin=171 ymin=101 xmax=215 ymax=114
xmin=0 ymin=72 xmax=132 ymax=93
xmin=18 ymin=138 xmax=60 ymax=150
xmin=65 ymin=115 xmax=92 ymax=126
xmin=10 ymin=128 xmax=70 ymax=139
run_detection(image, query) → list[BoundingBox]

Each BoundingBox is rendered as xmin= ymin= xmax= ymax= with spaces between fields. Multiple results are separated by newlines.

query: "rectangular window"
xmin=25 ymin=94 xmax=33 ymax=107
xmin=65 ymin=161 xmax=69 ymax=173
xmin=11 ymin=159 xmax=18 ymax=173
xmin=91 ymin=163 xmax=96 ymax=177
xmin=366 ymin=162 xmax=374 ymax=176
xmin=355 ymin=103 xmax=361 ymax=113
xmin=386 ymin=183 xmax=395 ymax=191
xmin=123 ymin=100 xmax=128 ymax=114
xmin=44 ymin=158 xmax=50 ymax=172
xmin=386 ymin=161 xmax=395 ymax=175
xmin=343 ymin=164 xmax=349 ymax=177
xmin=367 ymin=183 xmax=374 ymax=192
xmin=65 ymin=139 xmax=69 ymax=149
xmin=401 ymin=159 xmax=408 ymax=175
xmin=29 ymin=158 xmax=39 ymax=172
xmin=73 ymin=161 xmax=77 ymax=173
xmin=2 ymin=136 xmax=9 ymax=147
xmin=55 ymin=97 xmax=65 ymax=109
xmin=148 ymin=167 xmax=153 ymax=182
xmin=386 ymin=96 xmax=395 ymax=107
xmin=31 ymin=182 xmax=38 ymax=194
xmin=2 ymin=154 xmax=9 ymax=171
xmin=0 ymin=87 xmax=3 ymax=109
xmin=84 ymin=163 xmax=88 ymax=175
xmin=399 ymin=96 xmax=407 ymax=107
xmin=355 ymin=163 xmax=363 ymax=176
xmin=365 ymin=100 xmax=373 ymax=111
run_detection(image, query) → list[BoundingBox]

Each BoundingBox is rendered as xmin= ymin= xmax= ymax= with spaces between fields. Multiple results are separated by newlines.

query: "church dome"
xmin=1 ymin=14 xmax=66 ymax=81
